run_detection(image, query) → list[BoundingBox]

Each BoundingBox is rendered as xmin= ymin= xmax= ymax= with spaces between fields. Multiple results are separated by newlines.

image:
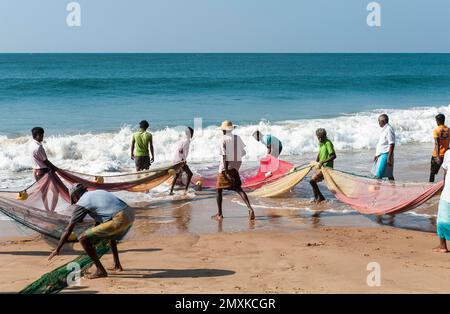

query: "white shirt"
xmin=31 ymin=140 xmax=48 ymax=170
xmin=441 ymin=150 xmax=450 ymax=202
xmin=375 ymin=123 xmax=396 ymax=156
xmin=173 ymin=138 xmax=191 ymax=163
xmin=218 ymin=132 xmax=246 ymax=173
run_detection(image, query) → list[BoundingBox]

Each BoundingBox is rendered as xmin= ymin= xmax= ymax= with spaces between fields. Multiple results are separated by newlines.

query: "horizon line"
xmin=1 ymin=51 xmax=450 ymax=54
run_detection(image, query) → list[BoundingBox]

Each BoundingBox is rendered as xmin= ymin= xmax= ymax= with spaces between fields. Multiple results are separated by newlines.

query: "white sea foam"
xmin=0 ymin=105 xmax=448 ymax=178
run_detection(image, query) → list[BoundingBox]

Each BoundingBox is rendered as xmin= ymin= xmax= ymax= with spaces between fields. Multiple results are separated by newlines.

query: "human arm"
xmin=49 ymin=205 xmax=88 ymax=260
xmin=387 ymin=144 xmax=395 ymax=166
xmin=131 ymin=138 xmax=135 ymax=160
xmin=223 ymin=159 xmax=234 ymax=182
xmin=220 ymin=140 xmax=233 ymax=180
xmin=43 ymin=159 xmax=59 ymax=171
xmin=387 ymin=127 xmax=396 ymax=166
xmin=149 ymin=137 xmax=154 ymax=163
xmin=48 ymin=222 xmax=76 ymax=260
xmin=435 ymin=137 xmax=441 ymax=162
xmin=319 ymin=153 xmax=336 ymax=168
xmin=33 ymin=146 xmax=58 ymax=171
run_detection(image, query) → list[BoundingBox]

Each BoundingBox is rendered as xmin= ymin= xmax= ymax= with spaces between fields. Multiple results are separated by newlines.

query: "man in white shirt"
xmin=213 ymin=120 xmax=255 ymax=221
xmin=371 ymin=114 xmax=395 ymax=180
xmin=169 ymin=127 xmax=194 ymax=195
xmin=31 ymin=127 xmax=58 ymax=181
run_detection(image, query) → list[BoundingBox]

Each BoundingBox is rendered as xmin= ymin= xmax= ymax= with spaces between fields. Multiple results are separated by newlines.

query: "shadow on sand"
xmin=110 ymin=268 xmax=235 ymax=279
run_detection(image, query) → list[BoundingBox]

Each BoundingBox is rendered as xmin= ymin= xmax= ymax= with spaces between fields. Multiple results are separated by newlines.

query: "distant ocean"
xmin=1 ymin=53 xmax=450 ymax=186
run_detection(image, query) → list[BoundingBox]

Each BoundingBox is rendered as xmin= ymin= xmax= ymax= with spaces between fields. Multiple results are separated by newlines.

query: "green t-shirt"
xmin=133 ymin=130 xmax=152 ymax=157
xmin=318 ymin=139 xmax=335 ymax=168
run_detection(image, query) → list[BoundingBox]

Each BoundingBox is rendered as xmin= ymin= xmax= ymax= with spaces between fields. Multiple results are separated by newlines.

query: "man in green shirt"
xmin=309 ymin=128 xmax=336 ymax=203
xmin=131 ymin=120 xmax=154 ymax=171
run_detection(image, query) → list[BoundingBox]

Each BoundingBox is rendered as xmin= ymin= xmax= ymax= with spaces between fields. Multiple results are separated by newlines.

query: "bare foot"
xmin=169 ymin=191 xmax=174 ymax=195
xmin=211 ymin=214 xmax=224 ymax=221
xmin=432 ymin=247 xmax=449 ymax=253
xmin=314 ymin=197 xmax=325 ymax=204
xmin=107 ymin=265 xmax=123 ymax=272
xmin=248 ymin=210 xmax=255 ymax=220
xmin=85 ymin=269 xmax=108 ymax=279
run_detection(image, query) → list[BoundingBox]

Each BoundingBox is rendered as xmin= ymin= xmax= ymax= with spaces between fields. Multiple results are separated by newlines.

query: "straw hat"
xmin=219 ymin=120 xmax=236 ymax=131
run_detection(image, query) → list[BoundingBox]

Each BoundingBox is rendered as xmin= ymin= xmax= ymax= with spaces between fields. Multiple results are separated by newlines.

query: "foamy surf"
xmin=0 ymin=104 xmax=448 ymax=187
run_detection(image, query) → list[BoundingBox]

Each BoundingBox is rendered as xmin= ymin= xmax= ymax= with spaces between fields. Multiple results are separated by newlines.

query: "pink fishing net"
xmin=322 ymin=168 xmax=443 ymax=215
xmin=192 ymin=155 xmax=294 ymax=190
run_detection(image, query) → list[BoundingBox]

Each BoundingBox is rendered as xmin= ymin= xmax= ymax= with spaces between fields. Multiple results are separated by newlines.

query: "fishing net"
xmin=250 ymin=165 xmax=312 ymax=197
xmin=20 ymin=241 xmax=110 ymax=294
xmin=0 ymin=162 xmax=183 ymax=240
xmin=193 ymin=156 xmax=294 ymax=190
xmin=321 ymin=167 xmax=443 ymax=215
xmin=57 ymin=162 xmax=183 ymax=192
xmin=0 ymin=171 xmax=88 ymax=240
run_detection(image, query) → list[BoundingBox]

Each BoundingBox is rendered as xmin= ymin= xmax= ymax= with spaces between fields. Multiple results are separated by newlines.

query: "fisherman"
xmin=309 ymin=128 xmax=336 ymax=203
xmin=48 ymin=184 xmax=135 ymax=279
xmin=433 ymin=149 xmax=450 ymax=253
xmin=213 ymin=120 xmax=255 ymax=221
xmin=430 ymin=113 xmax=450 ymax=182
xmin=30 ymin=127 xmax=59 ymax=181
xmin=30 ymin=127 xmax=60 ymax=211
xmin=252 ymin=130 xmax=283 ymax=158
xmin=372 ymin=114 xmax=395 ymax=180
xmin=169 ymin=127 xmax=194 ymax=195
xmin=131 ymin=120 xmax=154 ymax=171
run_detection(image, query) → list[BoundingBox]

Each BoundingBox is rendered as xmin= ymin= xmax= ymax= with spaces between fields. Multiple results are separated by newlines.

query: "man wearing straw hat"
xmin=213 ymin=120 xmax=255 ymax=221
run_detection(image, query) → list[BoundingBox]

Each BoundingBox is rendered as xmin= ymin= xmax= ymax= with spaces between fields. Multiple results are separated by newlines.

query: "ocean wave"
xmin=2 ymin=73 xmax=449 ymax=98
xmin=0 ymin=105 xmax=448 ymax=174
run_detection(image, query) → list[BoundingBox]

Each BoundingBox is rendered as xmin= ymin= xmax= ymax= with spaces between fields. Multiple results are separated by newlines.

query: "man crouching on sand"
xmin=212 ymin=120 xmax=255 ymax=221
xmin=48 ymin=184 xmax=135 ymax=279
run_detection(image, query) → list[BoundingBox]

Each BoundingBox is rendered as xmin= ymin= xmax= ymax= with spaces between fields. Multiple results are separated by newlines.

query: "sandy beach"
xmin=1 ymin=191 xmax=449 ymax=294
xmin=1 ymin=226 xmax=449 ymax=293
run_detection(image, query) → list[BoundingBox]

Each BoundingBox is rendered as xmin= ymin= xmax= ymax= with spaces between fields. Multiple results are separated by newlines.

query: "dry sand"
xmin=1 ymin=225 xmax=449 ymax=293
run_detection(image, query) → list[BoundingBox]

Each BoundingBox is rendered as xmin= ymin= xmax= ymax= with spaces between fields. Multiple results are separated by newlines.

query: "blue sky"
xmin=0 ymin=0 xmax=449 ymax=52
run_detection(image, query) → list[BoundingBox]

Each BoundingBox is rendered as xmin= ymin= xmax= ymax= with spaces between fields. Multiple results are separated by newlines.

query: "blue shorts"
xmin=437 ymin=199 xmax=450 ymax=241
xmin=372 ymin=153 xmax=394 ymax=179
